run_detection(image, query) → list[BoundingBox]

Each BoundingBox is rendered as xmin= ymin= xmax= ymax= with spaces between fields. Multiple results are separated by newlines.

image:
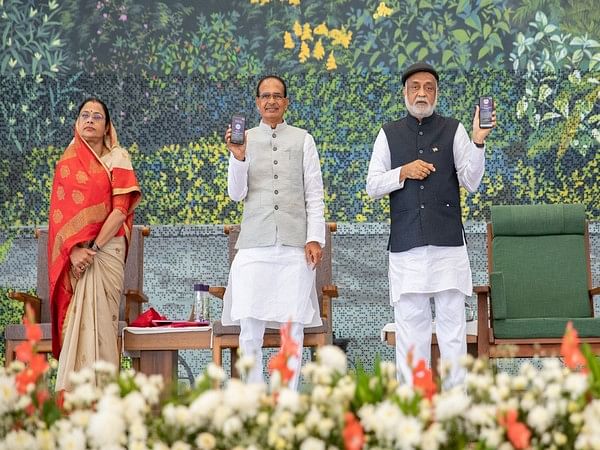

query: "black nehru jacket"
xmin=383 ymin=112 xmax=464 ymax=252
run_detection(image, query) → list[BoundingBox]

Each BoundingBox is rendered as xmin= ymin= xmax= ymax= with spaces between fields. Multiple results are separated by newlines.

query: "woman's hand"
xmin=69 ymin=246 xmax=96 ymax=278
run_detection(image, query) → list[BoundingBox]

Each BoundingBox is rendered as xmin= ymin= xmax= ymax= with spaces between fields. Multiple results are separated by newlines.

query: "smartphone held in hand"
xmin=479 ymin=96 xmax=494 ymax=129
xmin=230 ymin=114 xmax=246 ymax=145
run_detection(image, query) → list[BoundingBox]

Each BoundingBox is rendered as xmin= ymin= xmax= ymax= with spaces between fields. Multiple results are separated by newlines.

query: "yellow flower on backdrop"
xmin=313 ymin=39 xmax=325 ymax=60
xmin=302 ymin=23 xmax=313 ymax=41
xmin=314 ymin=22 xmax=329 ymax=37
xmin=284 ymin=31 xmax=295 ymax=49
xmin=326 ymin=51 xmax=337 ymax=70
xmin=299 ymin=41 xmax=310 ymax=63
xmin=330 ymin=27 xmax=352 ymax=48
xmin=373 ymin=2 xmax=393 ymax=20
xmin=293 ymin=20 xmax=302 ymax=37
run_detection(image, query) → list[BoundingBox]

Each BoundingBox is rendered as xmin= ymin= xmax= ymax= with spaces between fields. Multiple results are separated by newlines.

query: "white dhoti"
xmin=390 ymin=244 xmax=472 ymax=389
xmin=221 ymin=244 xmax=321 ymax=389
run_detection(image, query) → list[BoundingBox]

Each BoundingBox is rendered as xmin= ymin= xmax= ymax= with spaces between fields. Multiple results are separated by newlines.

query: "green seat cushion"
xmin=493 ymin=317 xmax=600 ymax=339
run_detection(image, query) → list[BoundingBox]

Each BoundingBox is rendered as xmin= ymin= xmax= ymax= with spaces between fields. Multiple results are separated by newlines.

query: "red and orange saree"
xmin=48 ymin=125 xmax=140 ymax=367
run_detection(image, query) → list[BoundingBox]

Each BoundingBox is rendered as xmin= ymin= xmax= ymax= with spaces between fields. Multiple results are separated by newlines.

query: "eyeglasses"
xmin=258 ymin=93 xmax=285 ymax=101
xmin=408 ymin=84 xmax=436 ymax=94
xmin=79 ymin=112 xmax=105 ymax=122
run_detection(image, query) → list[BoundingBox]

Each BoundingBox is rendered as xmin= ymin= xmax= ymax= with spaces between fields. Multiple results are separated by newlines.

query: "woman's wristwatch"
xmin=91 ymin=242 xmax=101 ymax=252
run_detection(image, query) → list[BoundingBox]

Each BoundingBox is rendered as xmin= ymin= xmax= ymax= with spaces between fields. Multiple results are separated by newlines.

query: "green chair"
xmin=476 ymin=204 xmax=600 ymax=359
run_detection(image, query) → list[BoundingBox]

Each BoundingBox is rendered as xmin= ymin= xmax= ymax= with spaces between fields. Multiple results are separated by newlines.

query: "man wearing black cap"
xmin=366 ymin=62 xmax=496 ymax=387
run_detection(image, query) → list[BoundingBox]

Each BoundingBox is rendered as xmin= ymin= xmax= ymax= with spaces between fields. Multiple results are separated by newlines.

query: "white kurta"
xmin=366 ymin=122 xmax=485 ymax=304
xmin=221 ymin=121 xmax=325 ymax=328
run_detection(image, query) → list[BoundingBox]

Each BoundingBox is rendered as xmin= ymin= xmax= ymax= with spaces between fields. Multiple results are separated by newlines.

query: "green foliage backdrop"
xmin=0 ymin=0 xmax=599 ymax=238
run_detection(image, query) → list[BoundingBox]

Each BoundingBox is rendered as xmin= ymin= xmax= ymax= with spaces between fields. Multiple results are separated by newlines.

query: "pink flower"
xmin=119 ymin=14 xmax=127 ymax=21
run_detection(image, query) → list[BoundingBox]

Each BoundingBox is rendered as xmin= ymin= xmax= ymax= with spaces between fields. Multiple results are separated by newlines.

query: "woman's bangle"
xmin=91 ymin=242 xmax=101 ymax=252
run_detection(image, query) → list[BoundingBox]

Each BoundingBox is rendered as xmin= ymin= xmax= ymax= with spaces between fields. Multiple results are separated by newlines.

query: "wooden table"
xmin=124 ymin=327 xmax=212 ymax=388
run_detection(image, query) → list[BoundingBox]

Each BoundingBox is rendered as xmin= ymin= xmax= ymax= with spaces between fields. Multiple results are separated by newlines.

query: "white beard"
xmin=404 ymin=93 xmax=437 ymax=120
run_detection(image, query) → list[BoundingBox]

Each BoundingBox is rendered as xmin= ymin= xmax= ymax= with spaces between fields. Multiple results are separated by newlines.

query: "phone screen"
xmin=231 ymin=114 xmax=246 ymax=145
xmin=479 ymin=96 xmax=494 ymax=129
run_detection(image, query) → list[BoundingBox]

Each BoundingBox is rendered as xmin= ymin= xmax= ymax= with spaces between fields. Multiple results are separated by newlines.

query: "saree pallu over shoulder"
xmin=100 ymin=139 xmax=142 ymax=244
xmin=48 ymin=127 xmax=141 ymax=358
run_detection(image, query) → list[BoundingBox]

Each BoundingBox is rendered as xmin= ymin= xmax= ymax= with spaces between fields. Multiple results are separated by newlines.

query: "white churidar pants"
xmin=393 ymin=289 xmax=466 ymax=389
xmin=239 ymin=318 xmax=305 ymax=391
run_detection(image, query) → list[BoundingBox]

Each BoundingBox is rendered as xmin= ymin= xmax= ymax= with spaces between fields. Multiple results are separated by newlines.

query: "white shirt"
xmin=366 ymin=120 xmax=485 ymax=303
xmin=222 ymin=121 xmax=325 ymax=327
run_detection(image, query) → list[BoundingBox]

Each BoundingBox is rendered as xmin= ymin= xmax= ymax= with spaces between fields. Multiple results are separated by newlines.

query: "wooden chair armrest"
xmin=322 ymin=285 xmax=338 ymax=298
xmin=7 ymin=291 xmax=42 ymax=322
xmin=327 ymin=222 xmax=337 ymax=232
xmin=141 ymin=226 xmax=151 ymax=237
xmin=474 ymin=285 xmax=490 ymax=294
xmin=209 ymin=286 xmax=226 ymax=300
xmin=590 ymin=287 xmax=600 ymax=296
xmin=124 ymin=289 xmax=149 ymax=304
xmin=8 ymin=291 xmax=41 ymax=305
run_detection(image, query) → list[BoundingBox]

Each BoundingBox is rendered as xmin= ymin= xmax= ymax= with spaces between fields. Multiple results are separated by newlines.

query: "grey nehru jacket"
xmin=236 ymin=122 xmax=308 ymax=249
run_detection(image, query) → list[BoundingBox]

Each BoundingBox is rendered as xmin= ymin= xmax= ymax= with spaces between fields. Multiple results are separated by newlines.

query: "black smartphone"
xmin=230 ymin=114 xmax=246 ymax=145
xmin=479 ymin=96 xmax=494 ymax=129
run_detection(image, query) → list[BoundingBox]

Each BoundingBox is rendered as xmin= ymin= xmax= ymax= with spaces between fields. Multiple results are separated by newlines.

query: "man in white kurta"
xmin=366 ymin=62 xmax=496 ymax=387
xmin=222 ymin=75 xmax=326 ymax=390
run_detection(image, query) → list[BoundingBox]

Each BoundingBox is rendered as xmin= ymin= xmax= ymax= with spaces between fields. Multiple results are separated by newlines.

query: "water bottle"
xmin=193 ymin=283 xmax=203 ymax=322
xmin=201 ymin=284 xmax=210 ymax=322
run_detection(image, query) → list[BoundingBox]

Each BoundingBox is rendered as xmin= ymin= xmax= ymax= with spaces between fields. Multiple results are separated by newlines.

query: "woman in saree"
xmin=48 ymin=97 xmax=141 ymax=391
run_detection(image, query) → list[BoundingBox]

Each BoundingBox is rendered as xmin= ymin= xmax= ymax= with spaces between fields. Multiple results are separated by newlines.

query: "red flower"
xmin=561 ymin=321 xmax=588 ymax=373
xmin=14 ymin=308 xmax=49 ymax=393
xmin=15 ymin=369 xmax=38 ymax=394
xmin=412 ymin=359 xmax=437 ymax=401
xmin=279 ymin=321 xmax=299 ymax=360
xmin=25 ymin=318 xmax=42 ymax=343
xmin=268 ymin=352 xmax=294 ymax=384
xmin=29 ymin=354 xmax=49 ymax=377
xmin=499 ymin=409 xmax=531 ymax=450
xmin=267 ymin=321 xmax=300 ymax=386
xmin=15 ymin=340 xmax=34 ymax=364
xmin=343 ymin=412 xmax=365 ymax=450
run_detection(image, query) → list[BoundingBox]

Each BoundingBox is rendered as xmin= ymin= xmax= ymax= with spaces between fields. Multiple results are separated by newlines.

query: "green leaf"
xmin=452 ymin=29 xmax=470 ymax=44
xmin=442 ymin=49 xmax=453 ymax=64
xmin=417 ymin=47 xmax=428 ymax=60
xmin=456 ymin=0 xmax=469 ymax=14
xmin=465 ymin=14 xmax=482 ymax=31
xmin=478 ymin=46 xmax=490 ymax=59
xmin=406 ymin=41 xmax=420 ymax=55
xmin=483 ymin=23 xmax=491 ymax=39
xmin=397 ymin=53 xmax=407 ymax=68
xmin=369 ymin=50 xmax=381 ymax=67
xmin=487 ymin=32 xmax=503 ymax=50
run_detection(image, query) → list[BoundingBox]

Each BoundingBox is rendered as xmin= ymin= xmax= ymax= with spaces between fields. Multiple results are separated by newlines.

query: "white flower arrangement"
xmin=2 ymin=320 xmax=600 ymax=450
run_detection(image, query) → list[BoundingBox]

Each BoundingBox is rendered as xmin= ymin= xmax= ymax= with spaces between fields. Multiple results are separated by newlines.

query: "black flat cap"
xmin=401 ymin=62 xmax=439 ymax=85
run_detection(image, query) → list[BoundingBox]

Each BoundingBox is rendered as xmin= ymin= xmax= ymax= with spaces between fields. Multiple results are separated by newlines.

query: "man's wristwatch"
xmin=91 ymin=242 xmax=101 ymax=252
xmin=473 ymin=141 xmax=485 ymax=148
